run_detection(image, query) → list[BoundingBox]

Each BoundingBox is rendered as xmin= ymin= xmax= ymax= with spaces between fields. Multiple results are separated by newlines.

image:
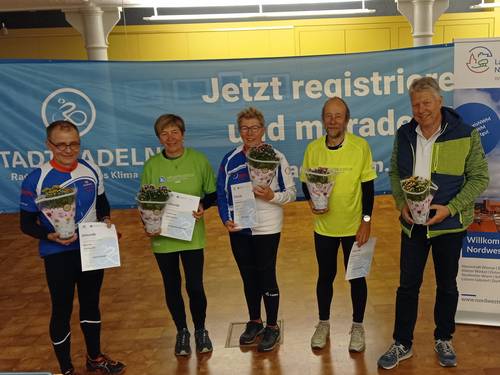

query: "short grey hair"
xmin=409 ymin=76 xmax=441 ymax=98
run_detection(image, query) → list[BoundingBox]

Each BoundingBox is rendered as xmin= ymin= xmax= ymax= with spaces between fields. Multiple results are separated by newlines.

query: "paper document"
xmin=345 ymin=238 xmax=377 ymax=280
xmin=161 ymin=191 xmax=200 ymax=241
xmin=79 ymin=222 xmax=121 ymax=272
xmin=231 ymin=182 xmax=258 ymax=229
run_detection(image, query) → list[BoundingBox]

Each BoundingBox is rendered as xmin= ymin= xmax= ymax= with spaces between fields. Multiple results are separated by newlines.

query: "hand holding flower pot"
xmin=400 ymin=176 xmax=438 ymax=225
xmin=36 ymin=185 xmax=77 ymax=240
xmin=247 ymin=144 xmax=280 ymax=188
xmin=137 ymin=184 xmax=170 ymax=235
xmin=304 ymin=167 xmax=335 ymax=211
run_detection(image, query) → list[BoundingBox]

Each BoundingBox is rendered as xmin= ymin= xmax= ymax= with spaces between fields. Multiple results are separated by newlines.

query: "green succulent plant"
xmin=38 ymin=185 xmax=76 ymax=208
xmin=306 ymin=167 xmax=332 ymax=184
xmin=247 ymin=144 xmax=279 ymax=170
xmin=401 ymin=176 xmax=432 ymax=202
xmin=137 ymin=184 xmax=170 ymax=210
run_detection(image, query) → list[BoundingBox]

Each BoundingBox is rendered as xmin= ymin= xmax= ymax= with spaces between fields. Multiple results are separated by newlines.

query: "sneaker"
xmin=239 ymin=321 xmax=265 ymax=345
xmin=348 ymin=323 xmax=365 ymax=352
xmin=175 ymin=328 xmax=191 ymax=356
xmin=86 ymin=354 xmax=126 ymax=374
xmin=435 ymin=339 xmax=457 ymax=367
xmin=257 ymin=326 xmax=280 ymax=352
xmin=311 ymin=321 xmax=330 ymax=350
xmin=195 ymin=329 xmax=213 ymax=354
xmin=377 ymin=342 xmax=413 ymax=370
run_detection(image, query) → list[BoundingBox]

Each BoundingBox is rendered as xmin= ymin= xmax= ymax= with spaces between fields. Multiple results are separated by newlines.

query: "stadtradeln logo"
xmin=466 ymin=46 xmax=493 ymax=74
xmin=41 ymin=88 xmax=96 ymax=136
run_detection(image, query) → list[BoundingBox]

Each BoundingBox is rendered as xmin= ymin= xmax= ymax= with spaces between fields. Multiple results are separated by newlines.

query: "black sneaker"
xmin=239 ymin=321 xmax=265 ymax=345
xmin=175 ymin=328 xmax=191 ymax=356
xmin=257 ymin=326 xmax=280 ymax=352
xmin=63 ymin=368 xmax=79 ymax=375
xmin=194 ymin=329 xmax=213 ymax=354
xmin=86 ymin=353 xmax=126 ymax=374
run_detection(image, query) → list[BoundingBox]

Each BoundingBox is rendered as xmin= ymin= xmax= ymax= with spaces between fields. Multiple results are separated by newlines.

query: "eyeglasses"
xmin=239 ymin=126 xmax=263 ymax=133
xmin=48 ymin=139 xmax=81 ymax=151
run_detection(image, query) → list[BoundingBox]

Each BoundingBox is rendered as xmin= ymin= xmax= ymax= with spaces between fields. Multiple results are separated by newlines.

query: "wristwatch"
xmin=362 ymin=215 xmax=371 ymax=223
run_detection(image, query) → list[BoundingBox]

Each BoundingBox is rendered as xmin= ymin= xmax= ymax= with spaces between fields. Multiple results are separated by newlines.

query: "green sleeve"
xmin=447 ymin=129 xmax=489 ymax=216
xmin=389 ymin=134 xmax=405 ymax=210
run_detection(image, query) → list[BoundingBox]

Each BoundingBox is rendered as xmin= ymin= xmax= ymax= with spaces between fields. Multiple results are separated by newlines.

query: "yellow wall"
xmin=0 ymin=9 xmax=499 ymax=60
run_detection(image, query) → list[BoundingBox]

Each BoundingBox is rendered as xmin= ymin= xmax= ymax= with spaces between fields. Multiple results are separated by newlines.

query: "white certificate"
xmin=79 ymin=222 xmax=121 ymax=272
xmin=161 ymin=191 xmax=200 ymax=241
xmin=231 ymin=182 xmax=257 ymax=229
xmin=345 ymin=238 xmax=377 ymax=280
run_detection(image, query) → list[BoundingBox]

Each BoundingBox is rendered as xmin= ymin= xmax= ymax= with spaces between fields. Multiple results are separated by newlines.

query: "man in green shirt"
xmin=378 ymin=77 xmax=489 ymax=370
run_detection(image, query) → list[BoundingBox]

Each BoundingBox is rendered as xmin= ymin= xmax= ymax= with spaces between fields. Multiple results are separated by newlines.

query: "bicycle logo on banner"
xmin=41 ymin=88 xmax=96 ymax=136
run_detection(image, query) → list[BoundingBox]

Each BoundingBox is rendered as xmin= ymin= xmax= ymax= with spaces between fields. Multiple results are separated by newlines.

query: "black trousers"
xmin=154 ymin=249 xmax=207 ymax=331
xmin=229 ymin=232 xmax=281 ymax=326
xmin=44 ymin=250 xmax=103 ymax=372
xmin=393 ymin=226 xmax=465 ymax=348
xmin=314 ymin=232 xmax=367 ymax=322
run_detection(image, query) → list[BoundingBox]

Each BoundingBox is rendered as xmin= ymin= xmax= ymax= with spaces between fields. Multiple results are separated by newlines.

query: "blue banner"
xmin=0 ymin=45 xmax=454 ymax=212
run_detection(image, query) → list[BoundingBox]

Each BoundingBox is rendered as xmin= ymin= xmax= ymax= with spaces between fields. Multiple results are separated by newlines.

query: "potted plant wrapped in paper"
xmin=400 ymin=176 xmax=438 ymax=225
xmin=304 ymin=167 xmax=335 ymax=211
xmin=36 ymin=185 xmax=77 ymax=239
xmin=137 ymin=184 xmax=170 ymax=234
xmin=247 ymin=144 xmax=280 ymax=187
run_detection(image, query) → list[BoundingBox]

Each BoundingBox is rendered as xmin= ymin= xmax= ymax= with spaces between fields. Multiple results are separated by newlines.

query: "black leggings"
xmin=44 ymin=250 xmax=103 ymax=373
xmin=229 ymin=232 xmax=280 ymax=326
xmin=314 ymin=232 xmax=367 ymax=323
xmin=154 ymin=249 xmax=207 ymax=331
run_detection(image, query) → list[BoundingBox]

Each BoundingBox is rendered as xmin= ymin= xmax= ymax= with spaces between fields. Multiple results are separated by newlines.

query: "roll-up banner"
xmin=454 ymin=38 xmax=500 ymax=327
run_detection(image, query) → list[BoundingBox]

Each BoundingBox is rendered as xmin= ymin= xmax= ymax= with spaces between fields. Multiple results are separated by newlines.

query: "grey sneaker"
xmin=311 ymin=321 xmax=330 ymax=349
xmin=435 ymin=339 xmax=457 ymax=367
xmin=348 ymin=323 xmax=365 ymax=352
xmin=377 ymin=342 xmax=413 ymax=369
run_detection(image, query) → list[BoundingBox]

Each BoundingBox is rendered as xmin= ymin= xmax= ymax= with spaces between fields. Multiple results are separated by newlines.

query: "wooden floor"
xmin=1 ymin=196 xmax=499 ymax=375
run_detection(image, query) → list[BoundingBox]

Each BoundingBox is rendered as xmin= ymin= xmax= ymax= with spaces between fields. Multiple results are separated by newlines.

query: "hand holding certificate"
xmin=79 ymin=222 xmax=121 ymax=272
xmin=161 ymin=191 xmax=200 ymax=241
xmin=231 ymin=182 xmax=258 ymax=229
xmin=345 ymin=238 xmax=377 ymax=280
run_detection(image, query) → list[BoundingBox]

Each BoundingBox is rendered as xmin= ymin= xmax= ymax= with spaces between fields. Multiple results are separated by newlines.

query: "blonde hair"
xmin=237 ymin=107 xmax=265 ymax=128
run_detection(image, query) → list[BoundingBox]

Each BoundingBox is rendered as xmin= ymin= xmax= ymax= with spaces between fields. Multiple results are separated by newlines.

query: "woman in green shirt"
xmin=140 ymin=114 xmax=217 ymax=356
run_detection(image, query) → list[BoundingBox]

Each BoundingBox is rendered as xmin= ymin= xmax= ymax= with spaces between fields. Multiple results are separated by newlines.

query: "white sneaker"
xmin=311 ymin=321 xmax=330 ymax=349
xmin=348 ymin=323 xmax=365 ymax=352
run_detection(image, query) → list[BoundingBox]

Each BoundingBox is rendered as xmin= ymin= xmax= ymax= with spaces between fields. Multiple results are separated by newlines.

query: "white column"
xmin=397 ymin=0 xmax=449 ymax=47
xmin=64 ymin=5 xmax=121 ymax=60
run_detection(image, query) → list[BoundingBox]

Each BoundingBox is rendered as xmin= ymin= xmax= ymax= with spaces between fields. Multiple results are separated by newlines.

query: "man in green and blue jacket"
xmin=378 ymin=77 xmax=489 ymax=370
